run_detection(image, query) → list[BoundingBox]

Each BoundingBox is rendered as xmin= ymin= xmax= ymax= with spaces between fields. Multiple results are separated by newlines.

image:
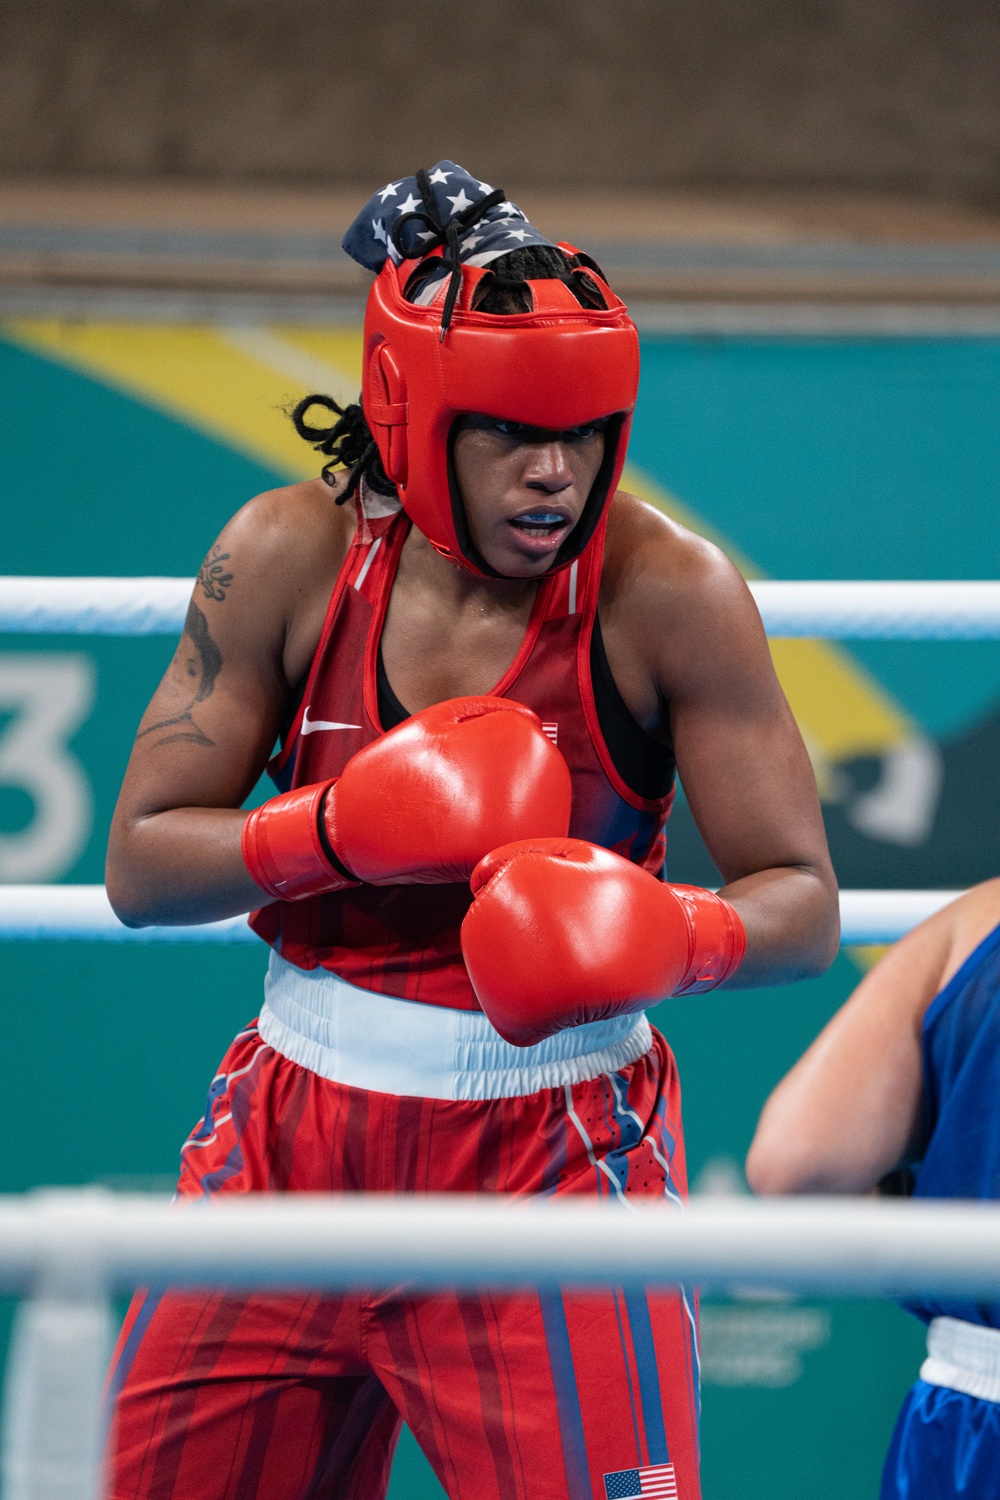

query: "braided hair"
xmin=472 ymin=245 xmax=609 ymax=314
xmin=290 ymin=394 xmax=398 ymax=505
xmin=292 ymin=245 xmax=609 ymax=501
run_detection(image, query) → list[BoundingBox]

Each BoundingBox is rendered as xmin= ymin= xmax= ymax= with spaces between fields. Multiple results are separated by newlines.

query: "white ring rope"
xmin=0 ymin=577 xmax=191 ymax=636
xmin=0 ymin=886 xmax=255 ymax=942
xmin=3 ymin=1190 xmax=1000 ymax=1299
xmin=5 ymin=1191 xmax=998 ymax=1500
xmin=0 ymin=885 xmax=964 ymax=944
xmin=837 ymin=889 xmax=959 ymax=944
xmin=2 ymin=577 xmax=1000 ymax=639
xmin=749 ymin=580 xmax=1000 ymax=639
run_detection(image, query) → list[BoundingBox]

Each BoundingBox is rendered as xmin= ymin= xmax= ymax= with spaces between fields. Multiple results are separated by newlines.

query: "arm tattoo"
xmin=184 ymin=601 xmax=223 ymax=702
xmin=138 ymin=601 xmax=223 ymax=748
xmin=197 ymin=544 xmax=234 ymax=602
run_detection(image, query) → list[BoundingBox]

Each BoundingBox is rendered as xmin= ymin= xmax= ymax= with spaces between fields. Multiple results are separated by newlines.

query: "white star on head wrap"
xmin=446 ymin=188 xmax=474 ymax=214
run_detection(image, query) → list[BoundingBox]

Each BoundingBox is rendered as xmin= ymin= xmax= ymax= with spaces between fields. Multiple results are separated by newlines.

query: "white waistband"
xmin=920 ymin=1317 xmax=1000 ymax=1403
xmin=258 ymin=951 xmax=653 ymax=1101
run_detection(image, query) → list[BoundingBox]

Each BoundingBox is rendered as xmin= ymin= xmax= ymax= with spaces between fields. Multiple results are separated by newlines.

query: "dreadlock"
xmin=291 ymin=246 xmax=610 ymax=494
xmin=290 ymin=394 xmax=398 ymax=505
xmin=472 ymin=245 xmax=609 ymax=314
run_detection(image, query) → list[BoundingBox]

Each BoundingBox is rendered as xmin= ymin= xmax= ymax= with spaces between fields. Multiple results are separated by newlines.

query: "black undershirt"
xmin=588 ymin=613 xmax=676 ymax=799
xmin=376 ymin=614 xmax=675 ymax=802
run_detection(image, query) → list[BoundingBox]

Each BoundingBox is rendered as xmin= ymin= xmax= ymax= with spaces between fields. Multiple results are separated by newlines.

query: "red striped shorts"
xmin=107 ymin=1006 xmax=700 ymax=1500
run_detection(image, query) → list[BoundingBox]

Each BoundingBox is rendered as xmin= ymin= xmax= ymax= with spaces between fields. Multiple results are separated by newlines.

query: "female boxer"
xmin=105 ymin=162 xmax=838 ymax=1500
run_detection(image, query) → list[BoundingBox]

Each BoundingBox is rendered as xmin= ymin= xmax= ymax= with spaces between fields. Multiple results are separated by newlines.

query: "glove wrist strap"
xmin=241 ymin=780 xmax=360 ymax=902
xmin=669 ymin=885 xmax=747 ymax=994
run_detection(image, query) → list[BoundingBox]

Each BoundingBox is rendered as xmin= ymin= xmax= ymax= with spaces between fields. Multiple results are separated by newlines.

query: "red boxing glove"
xmin=461 ymin=838 xmax=746 ymax=1047
xmin=242 ymin=697 xmax=572 ymax=902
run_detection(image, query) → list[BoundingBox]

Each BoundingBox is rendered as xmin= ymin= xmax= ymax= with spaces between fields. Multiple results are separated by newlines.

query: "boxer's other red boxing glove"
xmin=461 ymin=838 xmax=746 ymax=1047
xmin=242 ymin=697 xmax=572 ymax=901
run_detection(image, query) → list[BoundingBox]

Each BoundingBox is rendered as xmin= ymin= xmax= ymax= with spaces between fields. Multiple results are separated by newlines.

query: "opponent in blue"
xmin=745 ymin=878 xmax=1000 ymax=1499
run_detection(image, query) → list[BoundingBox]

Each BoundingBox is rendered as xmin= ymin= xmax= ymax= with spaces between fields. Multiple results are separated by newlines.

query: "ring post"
xmin=1 ymin=1192 xmax=114 ymax=1500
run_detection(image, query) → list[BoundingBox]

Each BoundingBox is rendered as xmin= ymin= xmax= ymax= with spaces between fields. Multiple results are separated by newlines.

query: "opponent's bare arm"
xmin=745 ymin=879 xmax=1000 ymax=1193
xmin=603 ymin=496 xmax=839 ymax=987
xmin=106 ymin=480 xmax=351 ymax=926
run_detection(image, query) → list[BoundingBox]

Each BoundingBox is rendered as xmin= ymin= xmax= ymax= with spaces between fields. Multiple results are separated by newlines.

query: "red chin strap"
xmin=362 ymin=246 xmax=641 ymax=578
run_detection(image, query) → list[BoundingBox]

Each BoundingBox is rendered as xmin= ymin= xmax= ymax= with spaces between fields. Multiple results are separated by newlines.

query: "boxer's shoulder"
xmin=601 ymin=489 xmax=763 ymax=678
xmin=858 ymin=879 xmax=1000 ymax=1030
xmin=938 ymin=878 xmax=1000 ymax=992
xmin=604 ymin=489 xmax=747 ymax=604
xmin=217 ymin=475 xmax=355 ymax=582
xmin=188 ymin=475 xmax=357 ymax=690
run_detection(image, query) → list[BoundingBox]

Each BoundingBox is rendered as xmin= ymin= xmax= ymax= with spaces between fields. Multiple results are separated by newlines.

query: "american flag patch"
xmin=541 ymin=722 xmax=558 ymax=745
xmin=604 ymin=1463 xmax=679 ymax=1499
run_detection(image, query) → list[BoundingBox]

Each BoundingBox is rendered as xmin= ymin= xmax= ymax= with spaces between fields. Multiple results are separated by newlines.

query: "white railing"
xmin=0 ymin=885 xmax=965 ymax=945
xmin=3 ymin=1190 xmax=1000 ymax=1301
xmin=0 ymin=578 xmax=191 ymax=637
xmin=3 ymin=1190 xmax=1000 ymax=1500
xmin=2 ymin=577 xmax=1000 ymax=638
xmin=0 ymin=886 xmax=256 ymax=943
xmin=749 ymin=580 xmax=1000 ymax=639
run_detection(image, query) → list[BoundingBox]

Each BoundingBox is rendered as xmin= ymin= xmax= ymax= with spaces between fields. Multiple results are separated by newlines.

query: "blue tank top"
xmin=908 ymin=917 xmax=1000 ymax=1327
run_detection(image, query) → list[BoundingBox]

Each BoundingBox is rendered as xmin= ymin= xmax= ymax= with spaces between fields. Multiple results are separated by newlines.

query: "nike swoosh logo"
xmin=301 ymin=707 xmax=362 ymax=735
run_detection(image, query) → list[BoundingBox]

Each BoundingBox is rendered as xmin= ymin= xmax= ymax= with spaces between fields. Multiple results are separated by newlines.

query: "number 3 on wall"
xmin=0 ymin=655 xmax=95 ymax=882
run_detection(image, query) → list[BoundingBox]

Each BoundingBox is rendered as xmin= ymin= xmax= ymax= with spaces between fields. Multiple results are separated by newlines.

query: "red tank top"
xmin=250 ymin=498 xmax=674 ymax=1010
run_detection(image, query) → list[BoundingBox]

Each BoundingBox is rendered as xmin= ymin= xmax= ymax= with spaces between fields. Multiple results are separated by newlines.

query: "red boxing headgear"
xmin=362 ymin=246 xmax=640 ymax=577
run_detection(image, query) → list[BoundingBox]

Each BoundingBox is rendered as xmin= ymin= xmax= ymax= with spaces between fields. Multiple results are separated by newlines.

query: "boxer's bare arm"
xmin=602 ymin=494 xmax=840 ymax=987
xmin=745 ymin=879 xmax=1000 ymax=1193
xmin=107 ymin=480 xmax=351 ymax=925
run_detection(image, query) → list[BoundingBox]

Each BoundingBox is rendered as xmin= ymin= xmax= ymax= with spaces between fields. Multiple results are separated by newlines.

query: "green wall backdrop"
xmin=2 ymin=323 xmax=998 ymax=1498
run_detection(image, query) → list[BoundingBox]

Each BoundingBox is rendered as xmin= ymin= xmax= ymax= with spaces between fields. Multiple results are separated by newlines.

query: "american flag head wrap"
xmin=342 ymin=161 xmax=560 ymax=335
